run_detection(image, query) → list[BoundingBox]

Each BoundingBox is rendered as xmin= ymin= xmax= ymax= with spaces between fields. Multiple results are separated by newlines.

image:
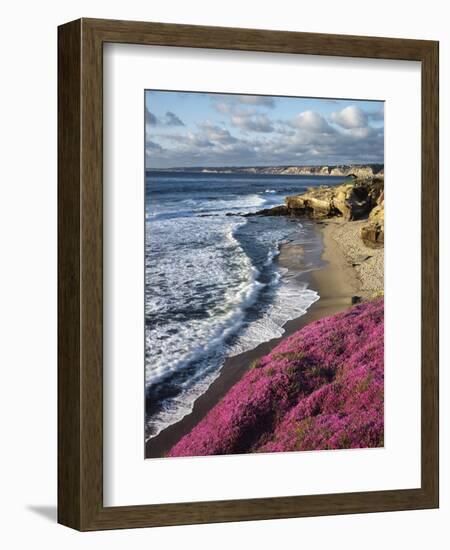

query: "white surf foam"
xmin=145 ymin=190 xmax=321 ymax=440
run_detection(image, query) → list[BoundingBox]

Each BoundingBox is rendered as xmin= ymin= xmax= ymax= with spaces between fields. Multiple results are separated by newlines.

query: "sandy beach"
xmin=320 ymin=218 xmax=384 ymax=300
xmin=145 ymin=217 xmax=383 ymax=458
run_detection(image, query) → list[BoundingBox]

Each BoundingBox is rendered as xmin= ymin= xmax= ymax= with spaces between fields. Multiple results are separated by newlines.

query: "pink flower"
xmin=168 ymin=298 xmax=384 ymax=457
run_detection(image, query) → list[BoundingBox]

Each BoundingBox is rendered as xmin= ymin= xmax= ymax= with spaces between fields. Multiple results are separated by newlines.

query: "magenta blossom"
xmin=168 ymin=298 xmax=384 ymax=457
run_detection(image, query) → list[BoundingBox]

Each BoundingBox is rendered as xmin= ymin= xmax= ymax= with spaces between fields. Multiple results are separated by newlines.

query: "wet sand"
xmin=145 ymin=220 xmax=363 ymax=458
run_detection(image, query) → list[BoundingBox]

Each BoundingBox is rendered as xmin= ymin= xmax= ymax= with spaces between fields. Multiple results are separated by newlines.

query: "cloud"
xmin=330 ymin=106 xmax=368 ymax=129
xmin=198 ymin=121 xmax=239 ymax=144
xmin=145 ymin=109 xmax=158 ymax=125
xmin=234 ymin=95 xmax=275 ymax=108
xmin=146 ymin=119 xmax=383 ymax=168
xmin=230 ymin=113 xmax=274 ymax=133
xmin=146 ymin=140 xmax=164 ymax=152
xmin=340 ymin=126 xmax=374 ymax=139
xmin=211 ymin=95 xmax=279 ymax=133
xmin=368 ymin=105 xmax=385 ymax=122
xmin=212 ymin=95 xmax=275 ymax=123
xmin=146 ymin=109 xmax=185 ymax=127
xmin=185 ymin=133 xmax=214 ymax=148
xmin=213 ymin=102 xmax=257 ymax=117
xmin=146 ymin=104 xmax=384 ymax=168
xmin=212 ymin=94 xmax=275 ymax=109
xmin=145 ymin=140 xmax=166 ymax=165
xmin=212 ymin=103 xmax=231 ymax=116
xmin=291 ymin=111 xmax=334 ymax=133
xmin=164 ymin=111 xmax=185 ymax=126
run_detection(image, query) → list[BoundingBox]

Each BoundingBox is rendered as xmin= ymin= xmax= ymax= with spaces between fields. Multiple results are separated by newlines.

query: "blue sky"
xmin=145 ymin=91 xmax=384 ymax=168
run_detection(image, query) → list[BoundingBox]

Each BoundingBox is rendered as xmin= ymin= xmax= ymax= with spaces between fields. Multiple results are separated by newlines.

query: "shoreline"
xmin=145 ymin=219 xmax=364 ymax=459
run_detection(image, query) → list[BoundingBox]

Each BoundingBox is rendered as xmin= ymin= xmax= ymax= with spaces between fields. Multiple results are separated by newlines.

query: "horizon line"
xmin=146 ymin=162 xmax=384 ymax=171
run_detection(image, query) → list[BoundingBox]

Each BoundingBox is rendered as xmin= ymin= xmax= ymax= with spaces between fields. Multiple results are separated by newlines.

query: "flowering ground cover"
xmin=168 ymin=298 xmax=384 ymax=457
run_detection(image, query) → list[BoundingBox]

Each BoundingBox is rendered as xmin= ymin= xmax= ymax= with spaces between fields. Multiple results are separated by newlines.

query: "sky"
xmin=145 ymin=90 xmax=384 ymax=169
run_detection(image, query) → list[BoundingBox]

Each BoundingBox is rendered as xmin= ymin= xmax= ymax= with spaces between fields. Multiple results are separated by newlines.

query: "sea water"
xmin=145 ymin=171 xmax=346 ymax=439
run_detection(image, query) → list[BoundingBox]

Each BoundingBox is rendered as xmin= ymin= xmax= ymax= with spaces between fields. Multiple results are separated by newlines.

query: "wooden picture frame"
xmin=58 ymin=18 xmax=439 ymax=531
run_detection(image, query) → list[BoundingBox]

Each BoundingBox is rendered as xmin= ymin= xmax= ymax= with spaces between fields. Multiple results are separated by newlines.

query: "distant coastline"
xmin=146 ymin=163 xmax=384 ymax=178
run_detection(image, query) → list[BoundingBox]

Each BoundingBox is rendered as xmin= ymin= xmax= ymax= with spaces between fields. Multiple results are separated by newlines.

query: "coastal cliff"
xmin=168 ymin=298 xmax=384 ymax=457
xmin=234 ymin=164 xmax=383 ymax=178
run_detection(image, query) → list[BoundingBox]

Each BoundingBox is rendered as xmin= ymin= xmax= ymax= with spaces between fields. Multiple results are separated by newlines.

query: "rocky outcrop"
xmin=360 ymin=191 xmax=384 ymax=248
xmin=284 ymin=186 xmax=341 ymax=218
xmin=248 ymin=176 xmax=385 ymax=249
xmin=243 ymin=205 xmax=289 ymax=217
xmin=254 ymin=177 xmax=383 ymax=222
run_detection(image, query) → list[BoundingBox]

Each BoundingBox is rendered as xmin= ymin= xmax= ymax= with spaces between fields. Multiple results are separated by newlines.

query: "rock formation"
xmin=360 ymin=190 xmax=384 ymax=248
xmin=252 ymin=177 xmax=383 ymax=221
xmin=248 ymin=176 xmax=385 ymax=249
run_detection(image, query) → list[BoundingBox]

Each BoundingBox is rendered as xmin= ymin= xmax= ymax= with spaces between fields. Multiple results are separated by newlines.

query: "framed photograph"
xmin=58 ymin=18 xmax=439 ymax=530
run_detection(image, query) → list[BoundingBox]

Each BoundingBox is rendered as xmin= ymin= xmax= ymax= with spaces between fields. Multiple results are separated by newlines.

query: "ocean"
xmin=145 ymin=171 xmax=347 ymax=440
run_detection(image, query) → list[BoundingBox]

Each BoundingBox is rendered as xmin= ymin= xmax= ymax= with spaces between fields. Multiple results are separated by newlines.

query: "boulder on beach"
xmin=360 ymin=189 xmax=384 ymax=248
